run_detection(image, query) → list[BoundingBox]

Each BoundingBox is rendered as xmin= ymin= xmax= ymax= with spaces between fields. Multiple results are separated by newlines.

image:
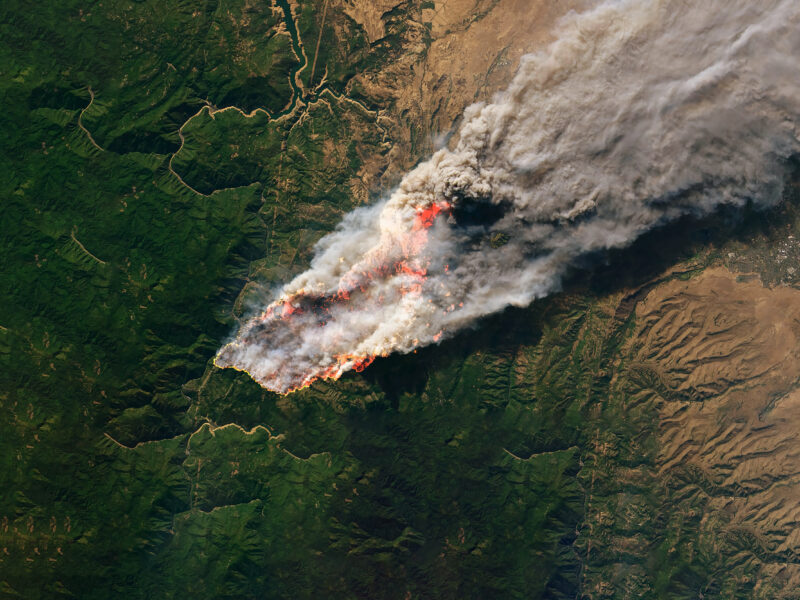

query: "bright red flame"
xmin=232 ymin=200 xmax=452 ymax=394
xmin=414 ymin=201 xmax=450 ymax=229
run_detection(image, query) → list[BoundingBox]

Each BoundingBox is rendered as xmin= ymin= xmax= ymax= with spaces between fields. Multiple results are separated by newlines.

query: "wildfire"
xmin=216 ymin=200 xmax=452 ymax=394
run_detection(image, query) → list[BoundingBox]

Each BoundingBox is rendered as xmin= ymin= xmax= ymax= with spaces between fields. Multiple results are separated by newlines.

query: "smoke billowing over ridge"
xmin=216 ymin=0 xmax=800 ymax=393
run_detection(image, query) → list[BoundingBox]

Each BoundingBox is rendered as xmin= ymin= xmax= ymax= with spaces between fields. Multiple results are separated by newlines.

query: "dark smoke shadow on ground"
xmin=360 ymin=161 xmax=800 ymax=406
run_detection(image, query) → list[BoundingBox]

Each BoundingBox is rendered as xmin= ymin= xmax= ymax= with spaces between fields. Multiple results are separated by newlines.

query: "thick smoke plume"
xmin=217 ymin=0 xmax=800 ymax=394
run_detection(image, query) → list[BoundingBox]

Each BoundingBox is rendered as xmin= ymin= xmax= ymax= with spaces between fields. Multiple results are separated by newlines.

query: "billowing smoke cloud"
xmin=217 ymin=0 xmax=800 ymax=393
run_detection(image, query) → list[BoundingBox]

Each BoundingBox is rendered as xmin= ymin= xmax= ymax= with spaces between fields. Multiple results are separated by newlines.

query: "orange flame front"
xmin=218 ymin=200 xmax=452 ymax=394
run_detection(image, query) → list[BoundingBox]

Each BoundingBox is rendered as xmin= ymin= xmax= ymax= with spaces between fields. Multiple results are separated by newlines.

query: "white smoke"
xmin=217 ymin=0 xmax=800 ymax=393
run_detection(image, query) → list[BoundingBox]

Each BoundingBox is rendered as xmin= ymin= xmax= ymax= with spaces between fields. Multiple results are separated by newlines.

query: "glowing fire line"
xmin=215 ymin=200 xmax=451 ymax=394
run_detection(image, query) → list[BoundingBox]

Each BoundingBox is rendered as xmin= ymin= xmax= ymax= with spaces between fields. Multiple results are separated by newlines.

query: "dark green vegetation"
xmin=4 ymin=0 xmax=800 ymax=598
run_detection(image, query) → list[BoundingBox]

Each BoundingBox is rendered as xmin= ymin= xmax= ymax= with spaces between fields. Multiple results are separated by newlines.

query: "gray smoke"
xmin=217 ymin=0 xmax=800 ymax=393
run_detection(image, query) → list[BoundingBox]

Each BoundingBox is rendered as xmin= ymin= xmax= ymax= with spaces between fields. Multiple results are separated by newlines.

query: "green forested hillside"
xmin=3 ymin=1 xmax=800 ymax=598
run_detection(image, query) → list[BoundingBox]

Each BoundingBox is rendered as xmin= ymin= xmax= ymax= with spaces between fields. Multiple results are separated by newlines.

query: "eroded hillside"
xmin=3 ymin=0 xmax=800 ymax=598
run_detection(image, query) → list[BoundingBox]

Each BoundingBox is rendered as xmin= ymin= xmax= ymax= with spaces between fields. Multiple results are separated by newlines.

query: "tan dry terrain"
xmin=630 ymin=267 xmax=800 ymax=594
xmin=340 ymin=0 xmax=405 ymax=43
xmin=278 ymin=0 xmax=578 ymax=199
xmin=343 ymin=0 xmax=582 ymax=185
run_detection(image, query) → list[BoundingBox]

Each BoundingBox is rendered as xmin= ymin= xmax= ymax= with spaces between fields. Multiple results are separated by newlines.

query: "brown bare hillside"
xmin=629 ymin=268 xmax=800 ymax=595
xmin=344 ymin=0 xmax=581 ymax=184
